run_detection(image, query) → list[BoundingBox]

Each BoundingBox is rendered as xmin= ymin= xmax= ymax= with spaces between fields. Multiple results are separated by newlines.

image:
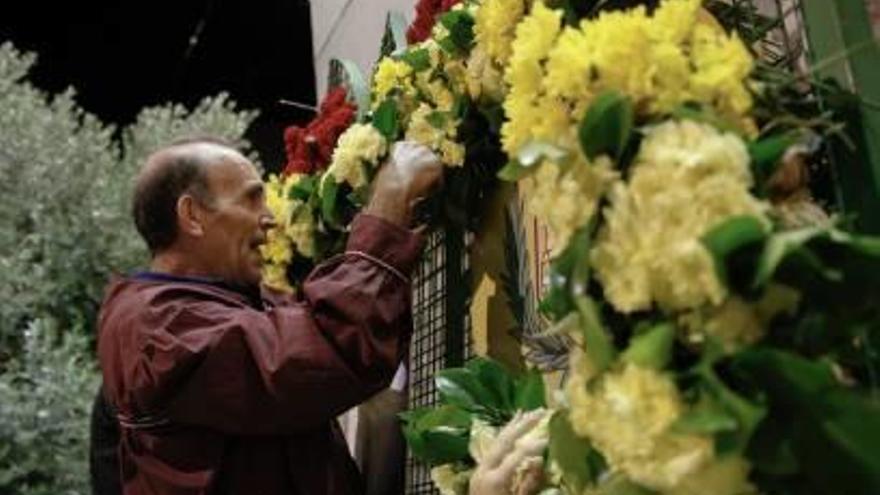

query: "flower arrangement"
xmin=261 ymin=0 xmax=519 ymax=290
xmin=392 ymin=1 xmax=880 ymax=495
xmin=261 ymin=0 xmax=880 ymax=492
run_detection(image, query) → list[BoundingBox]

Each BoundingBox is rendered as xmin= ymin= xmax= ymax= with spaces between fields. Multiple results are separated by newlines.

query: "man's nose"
xmin=259 ymin=211 xmax=277 ymax=231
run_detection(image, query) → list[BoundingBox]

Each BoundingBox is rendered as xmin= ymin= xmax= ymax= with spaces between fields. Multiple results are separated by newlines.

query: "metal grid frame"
xmin=405 ymin=226 xmax=472 ymax=495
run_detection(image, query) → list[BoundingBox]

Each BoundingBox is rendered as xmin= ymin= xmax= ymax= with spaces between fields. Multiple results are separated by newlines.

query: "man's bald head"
xmin=132 ymin=137 xmax=245 ymax=254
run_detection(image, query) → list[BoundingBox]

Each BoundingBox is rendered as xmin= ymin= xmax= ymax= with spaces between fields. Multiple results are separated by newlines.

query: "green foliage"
xmin=400 ymin=406 xmax=473 ymax=465
xmin=0 ymin=42 xmax=258 ymax=351
xmin=372 ymin=98 xmax=400 ymax=141
xmin=0 ymin=319 xmax=99 ymax=494
xmin=404 ymin=357 xmax=546 ymax=465
xmin=399 ymin=48 xmax=432 ymax=72
xmin=438 ymin=10 xmax=475 ymax=55
xmin=733 ymin=348 xmax=880 ymax=494
xmin=436 ymin=357 xmax=545 ymax=425
xmin=380 ymin=11 xmax=409 ymax=58
xmin=620 ymin=322 xmax=675 ymax=370
xmin=578 ymin=90 xmax=633 ymax=162
xmin=549 ymin=411 xmax=605 ymax=493
xmin=0 ymin=42 xmax=257 ymax=493
xmin=538 ymin=224 xmax=593 ymax=320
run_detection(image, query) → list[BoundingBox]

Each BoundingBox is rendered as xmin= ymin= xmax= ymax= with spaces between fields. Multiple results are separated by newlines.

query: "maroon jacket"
xmin=97 ymin=214 xmax=423 ymax=495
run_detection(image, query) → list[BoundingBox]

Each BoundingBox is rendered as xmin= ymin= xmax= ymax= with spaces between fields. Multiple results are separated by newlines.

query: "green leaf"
xmin=693 ymin=339 xmax=767 ymax=455
xmin=748 ymin=133 xmax=798 ymax=180
xmin=732 ymin=349 xmax=880 ymax=492
xmin=620 ymin=322 xmax=675 ymax=370
xmin=381 ymin=11 xmax=408 ymax=57
xmin=539 ymin=224 xmax=592 ymax=320
xmin=288 ymin=176 xmax=317 ymax=201
xmin=401 ymin=405 xmax=473 ymax=465
xmin=578 ymin=90 xmax=634 ymax=161
xmin=574 ymin=295 xmax=615 ymax=374
xmin=672 ymin=409 xmax=739 ymax=435
xmin=329 ymin=58 xmax=370 ymax=120
xmin=372 ymin=98 xmax=400 ymax=141
xmin=439 ymin=10 xmax=475 ymax=54
xmin=497 ymin=160 xmax=535 ymax=181
xmin=753 ymin=225 xmax=841 ymax=289
xmin=549 ymin=411 xmax=605 ymax=492
xmin=399 ymin=48 xmax=432 ymax=72
xmin=426 ymin=110 xmax=448 ymax=129
xmin=514 ymin=370 xmax=546 ymax=410
xmin=701 ymin=215 xmax=769 ymax=289
xmin=320 ymin=177 xmax=341 ymax=228
xmin=466 ymin=358 xmax=517 ymax=411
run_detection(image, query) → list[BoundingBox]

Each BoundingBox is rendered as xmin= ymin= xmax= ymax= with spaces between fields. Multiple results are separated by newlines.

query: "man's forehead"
xmin=202 ymin=150 xmax=260 ymax=188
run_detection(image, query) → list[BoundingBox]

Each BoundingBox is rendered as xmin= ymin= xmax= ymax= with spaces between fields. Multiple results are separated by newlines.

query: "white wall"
xmin=310 ymin=0 xmax=416 ymax=99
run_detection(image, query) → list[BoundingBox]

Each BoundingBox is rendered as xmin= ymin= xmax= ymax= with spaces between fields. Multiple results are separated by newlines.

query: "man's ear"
xmin=177 ymin=194 xmax=206 ymax=238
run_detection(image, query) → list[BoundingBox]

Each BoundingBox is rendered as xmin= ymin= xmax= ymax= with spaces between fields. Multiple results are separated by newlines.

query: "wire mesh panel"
xmin=405 ymin=226 xmax=472 ymax=495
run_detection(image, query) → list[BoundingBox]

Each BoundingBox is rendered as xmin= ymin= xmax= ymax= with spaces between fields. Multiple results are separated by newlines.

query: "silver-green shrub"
xmin=0 ymin=41 xmax=259 ymax=493
xmin=0 ymin=319 xmax=98 ymax=494
xmin=0 ymin=41 xmax=258 ymax=348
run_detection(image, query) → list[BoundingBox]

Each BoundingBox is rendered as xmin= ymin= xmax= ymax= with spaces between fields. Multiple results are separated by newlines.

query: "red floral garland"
xmin=282 ymin=86 xmax=356 ymax=176
xmin=406 ymin=0 xmax=462 ymax=44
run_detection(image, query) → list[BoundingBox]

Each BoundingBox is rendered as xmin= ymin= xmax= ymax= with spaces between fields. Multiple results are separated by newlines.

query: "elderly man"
xmin=96 ymin=137 xmax=442 ymax=494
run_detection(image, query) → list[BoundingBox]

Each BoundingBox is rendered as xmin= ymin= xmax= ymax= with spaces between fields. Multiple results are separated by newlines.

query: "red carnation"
xmin=282 ymin=86 xmax=356 ymax=176
xmin=406 ymin=0 xmax=462 ymax=44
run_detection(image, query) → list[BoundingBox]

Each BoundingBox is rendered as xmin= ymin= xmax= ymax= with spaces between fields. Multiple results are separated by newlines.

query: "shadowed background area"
xmin=0 ymin=0 xmax=317 ymax=172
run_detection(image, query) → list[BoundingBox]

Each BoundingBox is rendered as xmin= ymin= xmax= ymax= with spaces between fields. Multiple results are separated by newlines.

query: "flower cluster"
xmin=503 ymin=0 xmax=755 ymax=158
xmin=261 ymin=173 xmax=316 ymax=292
xmin=282 ymin=87 xmax=356 ymax=175
xmin=326 ymin=123 xmax=388 ymax=189
xmin=568 ymin=363 xmax=714 ymax=491
xmin=591 ymin=120 xmax=769 ymax=313
xmin=519 ymin=156 xmax=618 ymax=251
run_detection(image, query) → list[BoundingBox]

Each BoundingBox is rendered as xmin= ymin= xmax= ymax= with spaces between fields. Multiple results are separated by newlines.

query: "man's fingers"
xmin=486 ymin=410 xmax=545 ymax=469
xmin=498 ymin=410 xmax=544 ymax=445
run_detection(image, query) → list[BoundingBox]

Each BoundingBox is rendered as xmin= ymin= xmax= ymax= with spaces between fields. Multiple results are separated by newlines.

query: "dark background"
xmin=0 ymin=0 xmax=317 ymax=172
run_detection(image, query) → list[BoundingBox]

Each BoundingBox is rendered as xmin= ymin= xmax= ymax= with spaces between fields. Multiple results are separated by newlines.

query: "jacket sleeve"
xmin=151 ymin=214 xmax=423 ymax=435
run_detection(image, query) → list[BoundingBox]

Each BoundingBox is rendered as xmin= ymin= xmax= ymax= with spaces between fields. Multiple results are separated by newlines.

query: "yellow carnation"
xmin=372 ymin=57 xmax=415 ymax=108
xmin=474 ymin=0 xmax=528 ymax=66
xmin=679 ymin=284 xmax=801 ymax=353
xmin=405 ymin=103 xmax=465 ymax=167
xmin=327 ymin=123 xmax=387 ymax=188
xmin=503 ymin=0 xmax=756 ymax=144
xmin=260 ymin=173 xmax=317 ymax=293
xmin=502 ymin=2 xmax=563 ymax=154
xmin=650 ymin=0 xmax=701 ymax=44
xmin=690 ymin=23 xmax=754 ymax=125
xmin=520 ymin=156 xmax=618 ymax=252
xmin=567 ymin=363 xmax=713 ymax=491
xmin=262 ymin=262 xmax=293 ymax=293
xmin=261 ymin=227 xmax=293 ymax=265
xmin=465 ymin=45 xmax=505 ymax=102
xmin=591 ymin=120 xmax=769 ymax=313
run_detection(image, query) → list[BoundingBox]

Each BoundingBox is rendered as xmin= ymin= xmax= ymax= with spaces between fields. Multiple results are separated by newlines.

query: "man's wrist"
xmin=365 ymin=183 xmax=413 ymax=227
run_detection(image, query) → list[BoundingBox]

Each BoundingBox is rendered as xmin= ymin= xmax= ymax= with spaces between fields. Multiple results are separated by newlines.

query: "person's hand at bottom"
xmin=468 ymin=410 xmax=548 ymax=495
